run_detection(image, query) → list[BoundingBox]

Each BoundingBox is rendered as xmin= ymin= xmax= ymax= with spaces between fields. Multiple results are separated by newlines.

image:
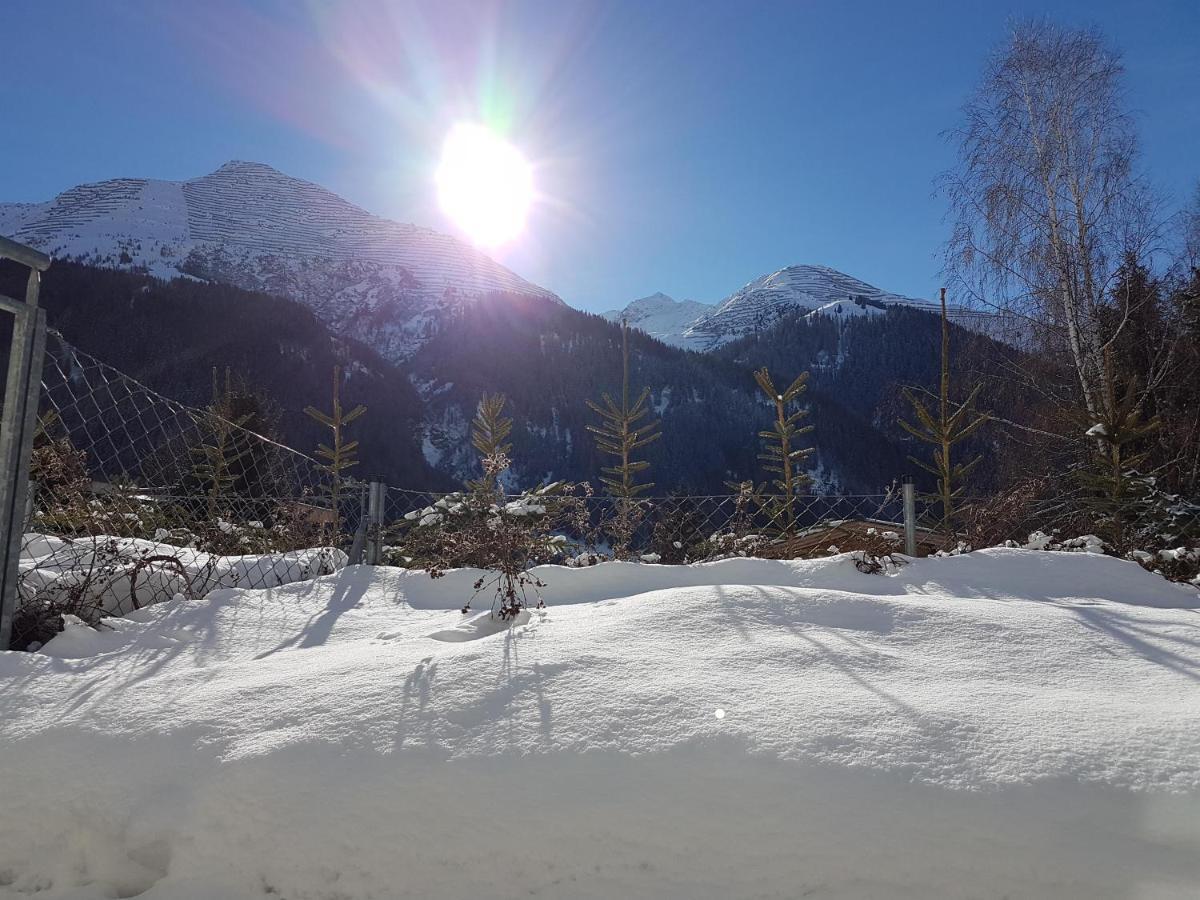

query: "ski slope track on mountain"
xmin=0 ymin=161 xmax=560 ymax=360
xmin=1 ymin=549 xmax=1198 ymax=899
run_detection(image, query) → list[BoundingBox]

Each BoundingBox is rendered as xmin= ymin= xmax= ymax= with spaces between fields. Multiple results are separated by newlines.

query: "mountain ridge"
xmin=1 ymin=164 xmax=1013 ymax=495
xmin=605 ymin=264 xmax=990 ymax=350
xmin=0 ymin=161 xmax=560 ymax=360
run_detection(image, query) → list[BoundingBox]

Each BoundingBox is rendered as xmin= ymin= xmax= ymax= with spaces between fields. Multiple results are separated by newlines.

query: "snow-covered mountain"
xmin=681 ymin=264 xmax=951 ymax=351
xmin=0 ymin=161 xmax=560 ymax=360
xmin=600 ymin=293 xmax=715 ymax=348
xmin=604 ymin=265 xmax=980 ymax=351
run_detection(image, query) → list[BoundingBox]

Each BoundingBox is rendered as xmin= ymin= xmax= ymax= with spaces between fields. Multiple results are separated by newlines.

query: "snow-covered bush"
xmin=13 ymin=536 xmax=191 ymax=650
xmin=395 ymin=468 xmax=589 ymax=619
xmin=964 ymin=476 xmax=1200 ymax=584
xmin=20 ymin=446 xmax=348 ymax=650
xmin=704 ymin=531 xmax=771 ymax=560
xmin=1013 ymin=532 xmax=1108 ymax=554
xmin=850 ymin=527 xmax=906 ymax=574
xmin=933 ymin=540 xmax=972 ymax=557
xmin=1004 ymin=527 xmax=1200 ymax=585
xmin=14 ymin=533 xmax=346 ymax=651
xmin=649 ymin=497 xmax=716 ymax=563
xmin=1136 ymin=545 xmax=1200 ymax=586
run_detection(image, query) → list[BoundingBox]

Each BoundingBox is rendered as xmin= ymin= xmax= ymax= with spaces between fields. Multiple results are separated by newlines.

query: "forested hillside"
xmin=407 ymin=295 xmax=911 ymax=492
xmin=3 ymin=261 xmax=957 ymax=495
xmin=1 ymin=260 xmax=450 ymax=490
xmin=713 ymin=306 xmax=1040 ymax=490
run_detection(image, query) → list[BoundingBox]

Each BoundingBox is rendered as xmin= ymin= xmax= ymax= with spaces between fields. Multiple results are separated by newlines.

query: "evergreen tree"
xmin=468 ymin=393 xmax=513 ymax=493
xmin=587 ymin=321 xmax=662 ymax=555
xmin=1076 ymin=356 xmax=1160 ymax=549
xmin=898 ymin=289 xmax=989 ymax=534
xmin=1164 ymin=267 xmax=1200 ymax=497
xmin=304 ymin=365 xmax=367 ymax=532
xmin=191 ymin=368 xmax=254 ymax=519
xmin=586 ymin=321 xmax=662 ymax=499
xmin=753 ymin=366 xmax=814 ymax=535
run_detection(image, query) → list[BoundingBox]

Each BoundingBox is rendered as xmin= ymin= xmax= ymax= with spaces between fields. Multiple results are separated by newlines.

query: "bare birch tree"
xmin=942 ymin=20 xmax=1161 ymax=424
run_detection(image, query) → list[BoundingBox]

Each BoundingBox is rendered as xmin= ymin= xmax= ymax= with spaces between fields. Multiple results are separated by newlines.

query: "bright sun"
xmin=436 ymin=123 xmax=533 ymax=248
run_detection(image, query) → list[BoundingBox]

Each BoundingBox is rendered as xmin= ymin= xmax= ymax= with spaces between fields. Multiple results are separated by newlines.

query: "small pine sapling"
xmin=587 ymin=322 xmax=662 ymax=498
xmin=1076 ymin=358 xmax=1160 ymax=550
xmin=400 ymin=393 xmax=585 ymax=621
xmin=467 ymin=393 xmax=513 ymax=493
xmin=305 ymin=365 xmax=366 ymax=535
xmin=191 ymin=368 xmax=254 ymax=520
xmin=753 ymin=367 xmax=814 ymax=535
xmin=587 ymin=321 xmax=662 ymax=554
xmin=898 ymin=289 xmax=989 ymax=536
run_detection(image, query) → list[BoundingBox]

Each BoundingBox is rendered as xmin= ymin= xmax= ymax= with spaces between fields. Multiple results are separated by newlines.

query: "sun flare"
xmin=436 ymin=123 xmax=533 ymax=248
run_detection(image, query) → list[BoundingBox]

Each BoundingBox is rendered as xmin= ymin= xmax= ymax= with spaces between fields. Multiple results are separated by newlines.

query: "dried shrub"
xmin=649 ymin=495 xmax=712 ymax=564
xmin=396 ymin=466 xmax=586 ymax=619
xmin=849 ymin=527 xmax=905 ymax=574
xmin=14 ymin=536 xmax=196 ymax=651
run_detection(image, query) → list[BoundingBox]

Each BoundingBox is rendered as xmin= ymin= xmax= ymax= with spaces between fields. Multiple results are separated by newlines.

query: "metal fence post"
xmin=902 ymin=476 xmax=917 ymax=557
xmin=347 ymin=482 xmax=369 ymax=565
xmin=0 ymin=238 xmax=52 ymax=650
xmin=365 ymin=480 xmax=386 ymax=565
xmin=24 ymin=480 xmax=37 ymax=530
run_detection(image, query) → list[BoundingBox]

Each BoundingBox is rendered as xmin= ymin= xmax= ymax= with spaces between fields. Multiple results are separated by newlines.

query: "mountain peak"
xmin=1 ymin=161 xmax=560 ymax=360
xmin=680 ymin=263 xmax=943 ymax=350
xmin=602 ymin=263 xmax=915 ymax=351
xmin=602 ymin=293 xmax=716 ymax=347
xmin=211 ymin=160 xmax=285 ymax=177
xmin=623 ymin=292 xmax=680 ymax=312
xmin=201 ymin=160 xmax=292 ymax=183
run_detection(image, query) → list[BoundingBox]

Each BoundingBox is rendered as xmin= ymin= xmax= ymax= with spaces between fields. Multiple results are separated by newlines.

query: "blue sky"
xmin=4 ymin=0 xmax=1198 ymax=312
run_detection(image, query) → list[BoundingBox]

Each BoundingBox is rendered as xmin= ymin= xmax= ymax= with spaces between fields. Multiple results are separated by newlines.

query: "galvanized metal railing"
xmin=0 ymin=236 xmax=52 ymax=649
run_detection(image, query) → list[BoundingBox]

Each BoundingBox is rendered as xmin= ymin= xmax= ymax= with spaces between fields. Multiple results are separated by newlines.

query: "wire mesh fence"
xmin=383 ymin=486 xmax=937 ymax=566
xmin=13 ymin=331 xmax=361 ymax=649
xmin=955 ymin=482 xmax=1200 ymax=564
xmin=10 ymin=332 xmax=1200 ymax=649
xmin=380 ymin=482 xmax=1200 ymax=577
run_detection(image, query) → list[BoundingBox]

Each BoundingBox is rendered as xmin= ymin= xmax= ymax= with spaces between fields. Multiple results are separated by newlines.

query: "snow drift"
xmin=19 ymin=532 xmax=346 ymax=618
xmin=1 ymin=549 xmax=1198 ymax=898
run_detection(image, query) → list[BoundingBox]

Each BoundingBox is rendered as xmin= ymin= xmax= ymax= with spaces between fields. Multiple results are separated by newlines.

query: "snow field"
xmin=1 ymin=549 xmax=1198 ymax=898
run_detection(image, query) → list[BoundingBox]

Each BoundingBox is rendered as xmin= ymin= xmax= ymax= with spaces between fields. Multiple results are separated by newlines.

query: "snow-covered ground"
xmin=20 ymin=533 xmax=346 ymax=618
xmin=2 ymin=550 xmax=1199 ymax=899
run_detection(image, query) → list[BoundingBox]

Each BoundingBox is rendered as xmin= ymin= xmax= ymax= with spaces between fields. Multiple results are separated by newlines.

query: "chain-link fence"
xmin=382 ymin=486 xmax=947 ymax=565
xmin=955 ymin=482 xmax=1200 ymax=564
xmin=379 ymin=481 xmax=1200 ymax=576
xmin=12 ymin=331 xmax=365 ymax=649
xmin=8 ymin=333 xmax=1199 ymax=650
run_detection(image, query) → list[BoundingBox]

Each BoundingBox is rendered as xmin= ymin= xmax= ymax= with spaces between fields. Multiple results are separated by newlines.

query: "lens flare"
xmin=436 ymin=123 xmax=533 ymax=247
